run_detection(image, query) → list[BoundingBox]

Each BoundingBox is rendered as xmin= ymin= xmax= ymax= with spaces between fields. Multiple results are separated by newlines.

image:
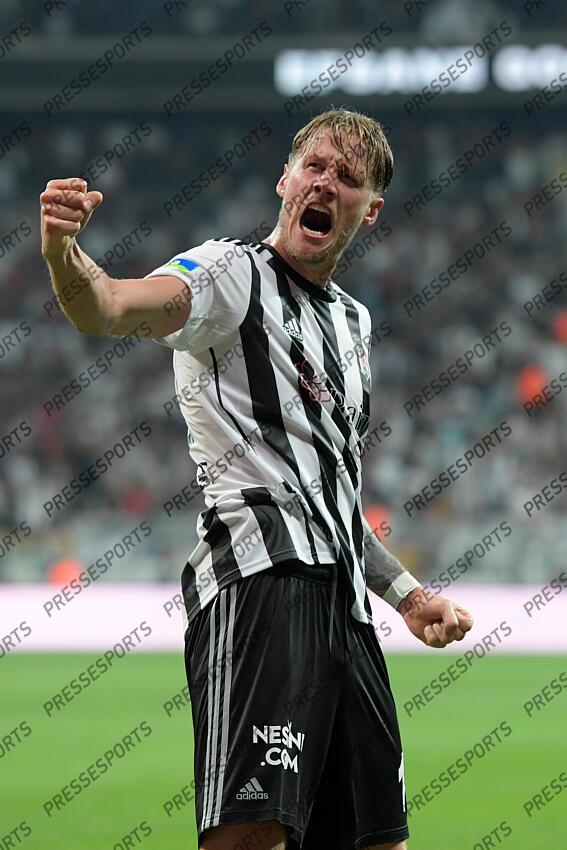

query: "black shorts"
xmin=184 ymin=560 xmax=409 ymax=849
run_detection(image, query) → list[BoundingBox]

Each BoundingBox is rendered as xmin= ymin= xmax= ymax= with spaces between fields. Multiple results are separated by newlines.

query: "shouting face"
xmin=266 ymin=128 xmax=384 ymax=286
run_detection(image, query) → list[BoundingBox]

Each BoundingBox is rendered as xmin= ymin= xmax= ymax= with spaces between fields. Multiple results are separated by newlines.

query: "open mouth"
xmin=299 ymin=205 xmax=333 ymax=238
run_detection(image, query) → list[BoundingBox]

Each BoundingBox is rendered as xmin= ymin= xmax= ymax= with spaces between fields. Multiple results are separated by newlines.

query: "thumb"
xmin=454 ymin=604 xmax=474 ymax=633
xmin=439 ymin=600 xmax=460 ymax=642
xmin=82 ymin=191 xmax=103 ymax=213
xmin=79 ymin=191 xmax=103 ymax=234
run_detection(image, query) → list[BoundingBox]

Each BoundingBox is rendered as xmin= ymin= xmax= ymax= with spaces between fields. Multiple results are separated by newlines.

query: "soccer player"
xmin=40 ymin=108 xmax=473 ymax=850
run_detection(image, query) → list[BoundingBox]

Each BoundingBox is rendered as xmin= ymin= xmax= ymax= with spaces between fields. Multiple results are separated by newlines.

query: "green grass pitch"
xmin=1 ymin=653 xmax=565 ymax=849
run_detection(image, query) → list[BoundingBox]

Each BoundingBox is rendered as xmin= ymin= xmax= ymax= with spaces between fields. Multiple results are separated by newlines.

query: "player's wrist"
xmin=382 ymin=572 xmax=422 ymax=612
xmin=43 ymin=238 xmax=77 ymax=266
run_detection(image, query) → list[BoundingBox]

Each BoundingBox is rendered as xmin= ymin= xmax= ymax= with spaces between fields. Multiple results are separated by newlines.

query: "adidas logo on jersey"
xmin=283 ymin=318 xmax=303 ymax=341
xmin=236 ymin=777 xmax=269 ymax=800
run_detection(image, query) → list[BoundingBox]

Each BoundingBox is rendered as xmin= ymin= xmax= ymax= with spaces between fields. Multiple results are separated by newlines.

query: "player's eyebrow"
xmin=335 ymin=157 xmax=365 ymax=183
xmin=305 ymin=151 xmax=365 ymax=182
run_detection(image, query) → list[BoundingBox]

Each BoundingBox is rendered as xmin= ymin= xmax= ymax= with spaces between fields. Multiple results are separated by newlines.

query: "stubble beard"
xmin=275 ymin=205 xmax=366 ymax=283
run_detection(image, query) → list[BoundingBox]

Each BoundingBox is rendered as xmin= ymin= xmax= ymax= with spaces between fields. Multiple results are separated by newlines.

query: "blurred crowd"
xmin=0 ymin=103 xmax=566 ymax=582
xmin=1 ymin=0 xmax=564 ymax=37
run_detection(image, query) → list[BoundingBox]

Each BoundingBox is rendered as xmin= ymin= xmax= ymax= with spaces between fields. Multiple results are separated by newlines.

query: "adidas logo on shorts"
xmin=236 ymin=777 xmax=269 ymax=800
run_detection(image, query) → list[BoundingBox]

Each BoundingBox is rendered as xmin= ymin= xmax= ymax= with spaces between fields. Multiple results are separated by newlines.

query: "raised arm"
xmin=40 ymin=177 xmax=190 ymax=337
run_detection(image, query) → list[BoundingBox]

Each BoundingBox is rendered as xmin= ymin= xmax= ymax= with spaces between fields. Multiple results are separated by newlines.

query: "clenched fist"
xmin=399 ymin=589 xmax=474 ymax=648
xmin=40 ymin=178 xmax=103 ymax=261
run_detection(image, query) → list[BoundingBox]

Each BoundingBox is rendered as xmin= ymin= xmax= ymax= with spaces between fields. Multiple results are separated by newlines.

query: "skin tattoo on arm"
xmin=362 ymin=516 xmax=407 ymax=597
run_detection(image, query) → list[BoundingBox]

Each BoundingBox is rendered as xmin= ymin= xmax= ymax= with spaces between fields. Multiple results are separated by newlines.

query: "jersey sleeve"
xmin=144 ymin=239 xmax=252 ymax=353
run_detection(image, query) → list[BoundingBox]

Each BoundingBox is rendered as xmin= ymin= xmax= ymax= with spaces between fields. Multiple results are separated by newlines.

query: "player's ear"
xmin=276 ymin=163 xmax=288 ymax=198
xmin=363 ymin=196 xmax=384 ymax=226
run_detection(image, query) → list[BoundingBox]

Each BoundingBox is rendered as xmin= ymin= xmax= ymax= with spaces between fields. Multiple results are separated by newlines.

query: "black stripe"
xmin=349 ymin=497 xmax=365 ymax=587
xmin=312 ymin=299 xmax=359 ymax=486
xmin=209 ymin=347 xmax=256 ymax=452
xmin=239 ymin=254 xmax=300 ymax=460
xmin=194 ymin=506 xmax=241 ymax=591
xmin=180 ymin=557 xmax=197 ymax=615
xmin=240 ymin=486 xmax=297 ymax=563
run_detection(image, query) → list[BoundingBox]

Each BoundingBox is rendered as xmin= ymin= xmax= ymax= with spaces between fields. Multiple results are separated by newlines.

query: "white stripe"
xmin=201 ymin=596 xmax=218 ymax=830
xmin=204 ymin=588 xmax=227 ymax=825
xmin=250 ymin=777 xmax=263 ymax=792
xmin=211 ymin=583 xmax=237 ymax=826
xmin=191 ymin=537 xmax=218 ymax=609
xmin=226 ymin=509 xmax=270 ymax=579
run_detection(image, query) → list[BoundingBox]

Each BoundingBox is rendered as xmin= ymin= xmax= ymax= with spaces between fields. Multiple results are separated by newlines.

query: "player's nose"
xmin=312 ymin=171 xmax=336 ymax=199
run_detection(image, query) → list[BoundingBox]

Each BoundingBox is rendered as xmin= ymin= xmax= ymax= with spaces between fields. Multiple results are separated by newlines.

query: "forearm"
xmin=362 ymin=516 xmax=421 ymax=608
xmin=44 ymin=241 xmax=115 ymax=335
xmin=40 ymin=178 xmax=191 ymax=340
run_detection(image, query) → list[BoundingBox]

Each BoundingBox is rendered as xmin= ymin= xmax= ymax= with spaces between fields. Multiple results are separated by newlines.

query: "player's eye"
xmin=339 ymin=169 xmax=356 ymax=185
xmin=306 ymin=161 xmax=322 ymax=171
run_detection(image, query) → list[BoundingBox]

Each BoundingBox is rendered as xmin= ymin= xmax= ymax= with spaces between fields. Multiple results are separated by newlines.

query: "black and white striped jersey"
xmin=146 ymin=238 xmax=374 ymax=626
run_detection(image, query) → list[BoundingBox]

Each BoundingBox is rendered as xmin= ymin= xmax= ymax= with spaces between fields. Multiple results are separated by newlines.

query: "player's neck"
xmin=263 ymin=231 xmax=334 ymax=290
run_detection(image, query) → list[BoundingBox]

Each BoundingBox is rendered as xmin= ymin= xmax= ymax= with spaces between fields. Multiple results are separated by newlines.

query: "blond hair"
xmin=289 ymin=107 xmax=394 ymax=196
